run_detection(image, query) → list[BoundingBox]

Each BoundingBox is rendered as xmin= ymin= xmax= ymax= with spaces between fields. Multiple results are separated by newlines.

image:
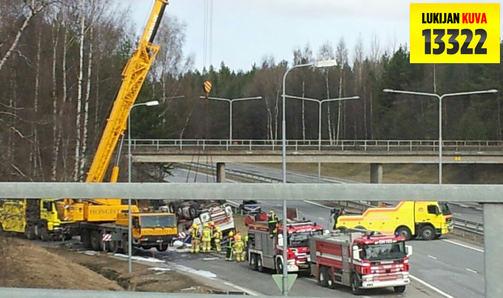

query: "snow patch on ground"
xmin=148 ymin=267 xmax=172 ymax=272
xmin=82 ymin=250 xmax=98 ymax=256
xmin=113 ymin=253 xmax=165 ymax=263
xmin=172 ymin=264 xmax=217 ymax=279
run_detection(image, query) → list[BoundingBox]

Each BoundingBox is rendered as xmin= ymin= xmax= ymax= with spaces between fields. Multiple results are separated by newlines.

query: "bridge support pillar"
xmin=370 ymin=163 xmax=383 ymax=184
xmin=484 ymin=203 xmax=503 ymax=297
xmin=216 ymin=162 xmax=226 ymax=183
xmin=370 ymin=163 xmax=383 ymax=206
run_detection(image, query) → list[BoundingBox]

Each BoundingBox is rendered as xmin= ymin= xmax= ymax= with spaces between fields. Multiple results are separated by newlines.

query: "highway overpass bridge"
xmin=129 ymin=139 xmax=503 ymax=182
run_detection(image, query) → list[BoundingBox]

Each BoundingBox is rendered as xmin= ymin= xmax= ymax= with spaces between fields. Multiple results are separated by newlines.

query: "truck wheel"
xmin=90 ymin=231 xmax=101 ymax=251
xmin=351 ymin=275 xmax=363 ymax=295
xmin=257 ymin=255 xmax=264 ymax=272
xmin=420 ymin=226 xmax=435 ymax=241
xmin=189 ymin=207 xmax=198 ymax=219
xmin=275 ymin=259 xmax=283 ymax=274
xmin=395 ymin=226 xmax=412 ymax=241
xmin=81 ymin=230 xmax=92 ymax=249
xmin=63 ymin=233 xmax=73 ymax=241
xmin=394 ymin=286 xmax=406 ymax=293
xmin=319 ymin=266 xmax=329 ymax=287
xmin=249 ymin=253 xmax=257 ymax=270
xmin=122 ymin=240 xmax=132 ymax=255
xmin=25 ymin=225 xmax=36 ymax=240
xmin=168 ymin=203 xmax=175 ymax=213
xmin=110 ymin=240 xmax=119 ymax=253
xmin=39 ymin=226 xmax=50 ymax=241
xmin=157 ymin=244 xmax=168 ymax=252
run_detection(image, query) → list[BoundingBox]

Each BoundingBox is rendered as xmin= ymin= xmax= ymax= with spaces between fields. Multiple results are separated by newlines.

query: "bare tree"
xmin=73 ymin=0 xmax=85 ymax=181
xmin=0 ymin=0 xmax=52 ymax=72
xmin=318 ymin=42 xmax=334 ymax=142
xmin=335 ymin=38 xmax=348 ymax=142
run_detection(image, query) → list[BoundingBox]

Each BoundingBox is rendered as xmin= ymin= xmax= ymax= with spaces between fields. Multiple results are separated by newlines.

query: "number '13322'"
xmin=422 ymin=29 xmax=487 ymax=55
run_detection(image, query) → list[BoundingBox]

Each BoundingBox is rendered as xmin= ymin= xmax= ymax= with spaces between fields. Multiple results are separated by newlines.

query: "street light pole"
xmin=383 ymin=89 xmax=498 ymax=184
xmin=127 ymin=100 xmax=159 ymax=274
xmin=281 ymin=60 xmax=336 ymax=295
xmin=201 ymin=96 xmax=262 ymax=143
xmin=284 ymin=95 xmax=359 ymax=181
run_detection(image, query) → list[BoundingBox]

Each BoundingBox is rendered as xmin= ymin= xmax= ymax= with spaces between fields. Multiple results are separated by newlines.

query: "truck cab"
xmin=117 ymin=212 xmax=177 ymax=251
xmin=247 ymin=219 xmax=323 ymax=273
xmin=335 ymin=201 xmax=453 ymax=240
xmin=0 ymin=199 xmax=72 ymax=241
xmin=310 ymin=230 xmax=412 ymax=294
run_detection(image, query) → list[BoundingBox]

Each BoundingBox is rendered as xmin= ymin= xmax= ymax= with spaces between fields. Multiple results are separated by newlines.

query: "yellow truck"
xmin=0 ymin=199 xmax=72 ymax=240
xmin=335 ymin=201 xmax=453 ymax=240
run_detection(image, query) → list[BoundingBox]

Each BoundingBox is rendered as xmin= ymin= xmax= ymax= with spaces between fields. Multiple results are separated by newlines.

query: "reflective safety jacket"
xmin=202 ymin=227 xmax=212 ymax=241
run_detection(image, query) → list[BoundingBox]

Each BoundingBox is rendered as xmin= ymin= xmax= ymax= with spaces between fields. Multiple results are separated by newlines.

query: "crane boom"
xmin=86 ymin=0 xmax=167 ymax=192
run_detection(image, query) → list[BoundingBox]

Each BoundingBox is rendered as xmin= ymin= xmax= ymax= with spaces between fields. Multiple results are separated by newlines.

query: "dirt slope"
xmin=0 ymin=236 xmax=122 ymax=290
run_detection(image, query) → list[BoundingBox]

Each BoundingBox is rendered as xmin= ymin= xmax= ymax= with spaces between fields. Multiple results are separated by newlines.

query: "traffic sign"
xmin=102 ymin=234 xmax=112 ymax=242
xmin=272 ymin=274 xmax=297 ymax=293
xmin=203 ymin=80 xmax=212 ymax=97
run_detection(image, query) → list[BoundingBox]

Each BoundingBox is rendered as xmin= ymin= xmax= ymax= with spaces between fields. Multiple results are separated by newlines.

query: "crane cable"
xmin=187 ymin=0 xmax=214 ymax=181
xmin=203 ymin=0 xmax=213 ymax=70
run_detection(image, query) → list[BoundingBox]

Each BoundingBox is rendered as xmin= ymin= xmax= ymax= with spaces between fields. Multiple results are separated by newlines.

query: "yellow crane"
xmin=56 ymin=0 xmax=177 ymax=253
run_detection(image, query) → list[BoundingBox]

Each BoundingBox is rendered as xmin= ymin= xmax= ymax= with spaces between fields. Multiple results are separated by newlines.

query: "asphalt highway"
xmin=168 ymin=166 xmax=486 ymax=297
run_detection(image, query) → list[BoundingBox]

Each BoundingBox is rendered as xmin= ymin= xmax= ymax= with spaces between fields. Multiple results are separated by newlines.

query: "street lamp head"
xmin=145 ymin=100 xmax=160 ymax=106
xmin=350 ymin=96 xmax=360 ymax=100
xmin=488 ymin=89 xmax=499 ymax=94
xmin=314 ymin=59 xmax=337 ymax=68
xmin=383 ymin=89 xmax=394 ymax=93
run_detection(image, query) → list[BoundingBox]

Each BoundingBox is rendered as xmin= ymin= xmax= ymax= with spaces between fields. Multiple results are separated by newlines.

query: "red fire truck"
xmin=247 ymin=219 xmax=323 ymax=273
xmin=309 ymin=230 xmax=412 ymax=295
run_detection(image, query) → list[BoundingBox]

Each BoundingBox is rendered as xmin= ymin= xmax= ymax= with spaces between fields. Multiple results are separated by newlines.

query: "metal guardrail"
xmin=453 ymin=218 xmax=484 ymax=235
xmin=185 ymin=163 xmax=484 ymax=236
xmin=0 ymin=182 xmax=501 ymax=297
xmin=128 ymin=139 xmax=503 ymax=152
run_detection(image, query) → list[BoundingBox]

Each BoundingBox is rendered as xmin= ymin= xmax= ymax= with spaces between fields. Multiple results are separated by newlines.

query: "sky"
xmin=120 ymin=0 xmax=502 ymax=72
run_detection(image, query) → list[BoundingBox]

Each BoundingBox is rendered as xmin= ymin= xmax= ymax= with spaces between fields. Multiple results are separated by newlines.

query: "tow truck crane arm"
xmin=61 ymin=0 xmax=168 ymax=216
xmin=85 ymin=0 xmax=167 ymax=201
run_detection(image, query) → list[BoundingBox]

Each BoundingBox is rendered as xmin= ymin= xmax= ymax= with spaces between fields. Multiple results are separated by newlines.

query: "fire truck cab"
xmin=309 ymin=230 xmax=412 ymax=295
xmin=247 ymin=219 xmax=323 ymax=273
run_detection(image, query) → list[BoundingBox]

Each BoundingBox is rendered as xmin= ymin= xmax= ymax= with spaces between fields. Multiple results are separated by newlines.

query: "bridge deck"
xmin=129 ymin=139 xmax=503 ymax=164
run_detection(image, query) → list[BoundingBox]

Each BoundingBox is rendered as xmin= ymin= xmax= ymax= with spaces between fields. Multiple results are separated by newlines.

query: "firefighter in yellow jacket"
xmin=201 ymin=223 xmax=212 ymax=253
xmin=190 ymin=223 xmax=200 ymax=254
xmin=233 ymin=232 xmax=245 ymax=262
xmin=213 ymin=226 xmax=222 ymax=253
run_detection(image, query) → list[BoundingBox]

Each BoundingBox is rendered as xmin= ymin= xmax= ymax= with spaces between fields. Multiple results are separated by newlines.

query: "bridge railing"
xmin=128 ymin=139 xmax=503 ymax=152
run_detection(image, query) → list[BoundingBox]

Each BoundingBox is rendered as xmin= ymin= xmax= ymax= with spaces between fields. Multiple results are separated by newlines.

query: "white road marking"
xmin=223 ymin=281 xmax=261 ymax=296
xmin=442 ymin=239 xmax=484 ymax=253
xmin=410 ymin=275 xmax=454 ymax=298
xmin=465 ymin=268 xmax=478 ymax=274
xmin=428 ymin=255 xmax=438 ymax=260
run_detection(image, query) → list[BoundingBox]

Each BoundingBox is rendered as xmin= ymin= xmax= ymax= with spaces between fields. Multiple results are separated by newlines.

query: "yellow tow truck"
xmin=335 ymin=201 xmax=453 ymax=240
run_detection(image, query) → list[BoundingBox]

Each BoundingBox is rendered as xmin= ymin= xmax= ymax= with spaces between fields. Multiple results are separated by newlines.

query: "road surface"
xmin=167 ymin=166 xmax=485 ymax=297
